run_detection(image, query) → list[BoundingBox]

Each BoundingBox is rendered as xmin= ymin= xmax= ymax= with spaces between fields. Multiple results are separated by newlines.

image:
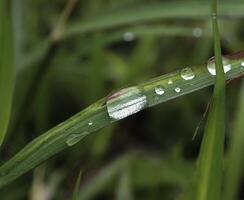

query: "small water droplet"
xmin=174 ymin=87 xmax=181 ymax=93
xmin=241 ymin=62 xmax=244 ymax=69
xmin=154 ymin=86 xmax=165 ymax=95
xmin=88 ymin=121 xmax=93 ymax=126
xmin=107 ymin=87 xmax=147 ymax=120
xmin=192 ymin=27 xmax=203 ymax=38
xmin=180 ymin=67 xmax=195 ymax=80
xmin=207 ymin=57 xmax=232 ymax=75
xmin=123 ymin=32 xmax=135 ymax=42
xmin=66 ymin=132 xmax=89 ymax=146
xmin=168 ymin=79 xmax=173 ymax=85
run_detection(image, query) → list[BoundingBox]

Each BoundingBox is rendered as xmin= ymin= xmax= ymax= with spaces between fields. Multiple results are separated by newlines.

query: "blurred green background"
xmin=1 ymin=0 xmax=244 ymax=199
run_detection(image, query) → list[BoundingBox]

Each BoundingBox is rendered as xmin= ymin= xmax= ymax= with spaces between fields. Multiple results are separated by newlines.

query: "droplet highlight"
xmin=66 ymin=132 xmax=89 ymax=146
xmin=88 ymin=121 xmax=93 ymax=126
xmin=241 ymin=62 xmax=244 ymax=69
xmin=155 ymin=86 xmax=165 ymax=95
xmin=207 ymin=57 xmax=232 ymax=75
xmin=192 ymin=27 xmax=203 ymax=38
xmin=106 ymin=87 xmax=147 ymax=120
xmin=180 ymin=67 xmax=195 ymax=80
xmin=174 ymin=87 xmax=181 ymax=93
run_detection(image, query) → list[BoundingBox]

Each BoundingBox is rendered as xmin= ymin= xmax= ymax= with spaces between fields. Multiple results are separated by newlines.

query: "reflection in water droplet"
xmin=180 ymin=67 xmax=195 ymax=80
xmin=107 ymin=87 xmax=147 ymax=120
xmin=123 ymin=32 xmax=135 ymax=42
xmin=155 ymin=86 xmax=165 ymax=95
xmin=174 ymin=87 xmax=181 ymax=93
xmin=66 ymin=132 xmax=89 ymax=146
xmin=88 ymin=121 xmax=93 ymax=126
xmin=168 ymin=80 xmax=173 ymax=85
xmin=192 ymin=27 xmax=203 ymax=38
xmin=207 ymin=57 xmax=232 ymax=75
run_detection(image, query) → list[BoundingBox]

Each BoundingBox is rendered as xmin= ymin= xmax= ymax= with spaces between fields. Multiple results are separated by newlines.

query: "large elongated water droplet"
xmin=180 ymin=67 xmax=195 ymax=80
xmin=207 ymin=57 xmax=231 ymax=75
xmin=106 ymin=87 xmax=147 ymax=120
xmin=66 ymin=132 xmax=89 ymax=146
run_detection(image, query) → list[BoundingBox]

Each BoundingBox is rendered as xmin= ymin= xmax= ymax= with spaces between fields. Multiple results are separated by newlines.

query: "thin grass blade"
xmin=194 ymin=0 xmax=225 ymax=199
xmin=0 ymin=0 xmax=15 ymax=146
xmin=72 ymin=170 xmax=82 ymax=200
xmin=224 ymin=81 xmax=244 ymax=200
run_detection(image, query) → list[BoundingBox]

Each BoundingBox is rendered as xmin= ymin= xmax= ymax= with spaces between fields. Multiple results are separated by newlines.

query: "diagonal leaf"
xmin=0 ymin=0 xmax=15 ymax=146
xmin=0 ymin=52 xmax=243 ymax=188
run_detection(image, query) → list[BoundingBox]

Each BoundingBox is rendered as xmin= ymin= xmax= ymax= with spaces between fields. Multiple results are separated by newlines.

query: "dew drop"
xmin=106 ymin=87 xmax=147 ymax=120
xmin=174 ymin=87 xmax=181 ymax=93
xmin=207 ymin=57 xmax=232 ymax=75
xmin=241 ymin=62 xmax=244 ymax=69
xmin=168 ymin=79 xmax=173 ymax=85
xmin=180 ymin=67 xmax=195 ymax=80
xmin=192 ymin=27 xmax=203 ymax=38
xmin=155 ymin=86 xmax=165 ymax=95
xmin=66 ymin=132 xmax=89 ymax=146
xmin=212 ymin=13 xmax=217 ymax=19
xmin=123 ymin=32 xmax=135 ymax=42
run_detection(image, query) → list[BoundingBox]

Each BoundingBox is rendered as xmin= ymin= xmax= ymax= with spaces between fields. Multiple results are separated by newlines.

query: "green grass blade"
xmin=78 ymin=153 xmax=131 ymax=200
xmin=72 ymin=170 xmax=82 ymax=200
xmin=194 ymin=0 xmax=225 ymax=199
xmin=116 ymin=167 xmax=133 ymax=200
xmin=0 ymin=54 xmax=243 ymax=188
xmin=0 ymin=0 xmax=15 ymax=146
xmin=224 ymin=81 xmax=244 ymax=200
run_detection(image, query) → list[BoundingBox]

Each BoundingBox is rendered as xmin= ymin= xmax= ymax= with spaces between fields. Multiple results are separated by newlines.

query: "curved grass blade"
xmin=194 ymin=0 xmax=225 ymax=199
xmin=0 ymin=54 xmax=243 ymax=188
xmin=0 ymin=0 xmax=15 ymax=146
xmin=224 ymin=81 xmax=244 ymax=200
xmin=62 ymin=1 xmax=244 ymax=39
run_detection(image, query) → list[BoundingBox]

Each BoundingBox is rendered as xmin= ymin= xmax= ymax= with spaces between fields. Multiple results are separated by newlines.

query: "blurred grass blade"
xmin=116 ymin=167 xmax=133 ymax=200
xmin=63 ymin=1 xmax=244 ymax=39
xmin=0 ymin=54 xmax=243 ymax=188
xmin=194 ymin=0 xmax=225 ymax=199
xmin=0 ymin=0 xmax=15 ymax=146
xmin=18 ymin=0 xmax=244 ymax=75
xmin=224 ymin=81 xmax=244 ymax=200
xmin=72 ymin=170 xmax=82 ymax=200
xmin=78 ymin=153 xmax=131 ymax=200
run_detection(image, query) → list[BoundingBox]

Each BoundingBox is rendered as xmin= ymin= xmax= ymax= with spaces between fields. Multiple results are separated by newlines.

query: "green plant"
xmin=0 ymin=0 xmax=244 ymax=199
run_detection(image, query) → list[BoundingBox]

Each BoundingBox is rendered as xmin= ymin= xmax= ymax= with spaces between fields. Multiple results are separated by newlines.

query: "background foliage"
xmin=0 ymin=0 xmax=244 ymax=199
